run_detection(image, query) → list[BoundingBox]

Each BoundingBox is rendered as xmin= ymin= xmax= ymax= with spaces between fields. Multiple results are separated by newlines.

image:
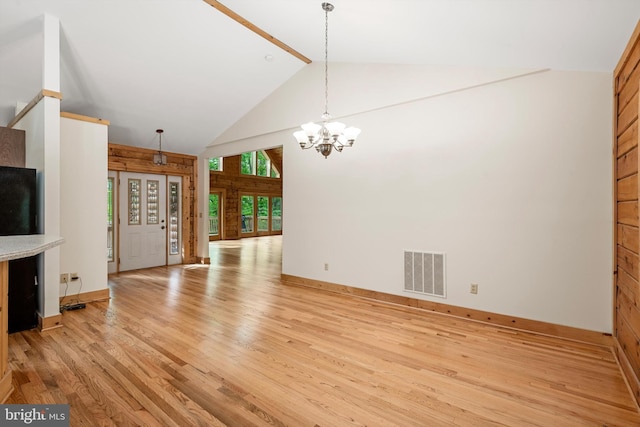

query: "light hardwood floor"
xmin=6 ymin=236 xmax=640 ymax=426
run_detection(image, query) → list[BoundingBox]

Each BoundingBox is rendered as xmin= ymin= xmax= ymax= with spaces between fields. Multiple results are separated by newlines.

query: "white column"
xmin=197 ymin=155 xmax=210 ymax=261
xmin=42 ymin=14 xmax=62 ymax=318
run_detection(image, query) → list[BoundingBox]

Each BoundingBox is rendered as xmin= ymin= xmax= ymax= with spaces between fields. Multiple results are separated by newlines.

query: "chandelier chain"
xmin=324 ymin=5 xmax=329 ymax=116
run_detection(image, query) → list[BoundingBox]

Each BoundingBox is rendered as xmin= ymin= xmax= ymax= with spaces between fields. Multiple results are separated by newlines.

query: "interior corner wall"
xmin=59 ymin=117 xmax=108 ymax=298
xmin=281 ymin=68 xmax=613 ymax=333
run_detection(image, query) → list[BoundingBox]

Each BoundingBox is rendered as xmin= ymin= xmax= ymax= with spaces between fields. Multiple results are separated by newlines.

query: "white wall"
xmin=204 ymin=63 xmax=613 ymax=333
xmin=59 ymin=117 xmax=108 ymax=298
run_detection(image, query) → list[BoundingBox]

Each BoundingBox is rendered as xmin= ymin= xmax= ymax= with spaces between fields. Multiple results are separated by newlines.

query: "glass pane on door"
xmin=241 ymin=195 xmax=254 ymax=233
xmin=147 ymin=180 xmax=159 ymax=224
xmin=271 ymin=197 xmax=282 ymax=231
xmin=209 ymin=194 xmax=220 ymax=236
xmin=257 ymin=196 xmax=269 ymax=232
xmin=128 ymin=179 xmax=141 ymax=225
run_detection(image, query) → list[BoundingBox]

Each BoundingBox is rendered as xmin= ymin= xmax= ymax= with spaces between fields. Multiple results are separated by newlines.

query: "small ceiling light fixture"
xmin=293 ymin=2 xmax=361 ymax=159
xmin=153 ymin=129 xmax=167 ymax=166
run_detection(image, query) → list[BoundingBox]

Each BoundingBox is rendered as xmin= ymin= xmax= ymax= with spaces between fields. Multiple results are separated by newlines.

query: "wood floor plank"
xmin=4 ymin=236 xmax=640 ymax=426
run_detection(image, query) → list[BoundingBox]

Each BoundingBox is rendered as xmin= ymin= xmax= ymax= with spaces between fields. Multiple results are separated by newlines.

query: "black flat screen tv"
xmin=0 ymin=166 xmax=37 ymax=236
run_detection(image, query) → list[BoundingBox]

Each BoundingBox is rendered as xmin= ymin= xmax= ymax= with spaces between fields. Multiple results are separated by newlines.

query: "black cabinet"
xmin=0 ymin=166 xmax=39 ymax=333
xmin=8 ymin=256 xmax=38 ymax=333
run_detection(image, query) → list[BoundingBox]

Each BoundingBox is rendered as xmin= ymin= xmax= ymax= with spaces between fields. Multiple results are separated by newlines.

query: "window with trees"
xmin=257 ymin=196 xmax=269 ymax=232
xmin=241 ymin=195 xmax=254 ymax=233
xmin=257 ymin=151 xmax=269 ymax=177
xmin=241 ymin=150 xmax=279 ymax=178
xmin=241 ymin=194 xmax=282 ymax=236
xmin=241 ymin=152 xmax=255 ymax=175
xmin=209 ymin=194 xmax=220 ymax=237
xmin=209 ymin=157 xmax=223 ymax=171
xmin=271 ymin=197 xmax=282 ymax=232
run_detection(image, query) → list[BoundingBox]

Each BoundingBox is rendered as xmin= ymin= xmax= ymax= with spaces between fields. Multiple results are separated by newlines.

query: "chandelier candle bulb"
xmin=293 ymin=2 xmax=361 ymax=158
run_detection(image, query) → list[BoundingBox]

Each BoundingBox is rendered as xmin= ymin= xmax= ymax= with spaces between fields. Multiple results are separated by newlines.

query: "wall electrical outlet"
xmin=70 ymin=272 xmax=79 ymax=281
xmin=470 ymin=283 xmax=478 ymax=294
xmin=60 ymin=273 xmax=69 ymax=283
xmin=324 ymin=263 xmax=329 ymax=271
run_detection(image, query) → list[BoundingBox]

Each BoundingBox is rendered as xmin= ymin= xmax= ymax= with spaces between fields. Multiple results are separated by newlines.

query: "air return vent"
xmin=404 ymin=251 xmax=446 ymax=298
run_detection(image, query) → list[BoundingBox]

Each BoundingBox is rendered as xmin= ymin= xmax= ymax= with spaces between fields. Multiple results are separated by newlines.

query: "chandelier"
xmin=293 ymin=2 xmax=361 ymax=159
xmin=153 ymin=129 xmax=167 ymax=165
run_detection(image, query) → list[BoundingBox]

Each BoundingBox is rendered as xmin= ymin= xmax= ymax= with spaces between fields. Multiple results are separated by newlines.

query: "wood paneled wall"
xmin=209 ymin=153 xmax=282 ymax=240
xmin=614 ymin=20 xmax=640 ymax=406
xmin=108 ymin=143 xmax=198 ymax=263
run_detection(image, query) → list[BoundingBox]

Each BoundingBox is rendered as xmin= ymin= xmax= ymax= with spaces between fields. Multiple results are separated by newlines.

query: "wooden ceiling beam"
xmin=203 ymin=0 xmax=311 ymax=64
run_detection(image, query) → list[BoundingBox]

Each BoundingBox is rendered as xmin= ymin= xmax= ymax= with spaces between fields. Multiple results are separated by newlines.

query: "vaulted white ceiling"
xmin=1 ymin=0 xmax=639 ymax=155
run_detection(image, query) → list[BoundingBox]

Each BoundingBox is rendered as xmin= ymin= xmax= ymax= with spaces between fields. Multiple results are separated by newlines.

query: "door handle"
xmin=161 ymin=226 xmax=166 ymax=230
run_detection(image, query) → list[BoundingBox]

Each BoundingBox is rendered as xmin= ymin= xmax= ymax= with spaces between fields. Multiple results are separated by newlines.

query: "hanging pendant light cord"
xmin=156 ymin=129 xmax=164 ymax=154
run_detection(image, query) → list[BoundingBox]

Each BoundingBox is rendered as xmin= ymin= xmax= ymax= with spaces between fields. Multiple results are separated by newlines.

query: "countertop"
xmin=0 ymin=235 xmax=65 ymax=262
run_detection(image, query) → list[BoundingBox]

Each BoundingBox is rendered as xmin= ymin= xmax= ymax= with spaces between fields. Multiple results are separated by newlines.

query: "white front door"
xmin=119 ymin=172 xmax=167 ymax=271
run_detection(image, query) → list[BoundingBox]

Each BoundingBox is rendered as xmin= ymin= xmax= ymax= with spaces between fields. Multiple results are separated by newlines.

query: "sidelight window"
xmin=169 ymin=182 xmax=180 ymax=255
xmin=107 ymin=178 xmax=114 ymax=261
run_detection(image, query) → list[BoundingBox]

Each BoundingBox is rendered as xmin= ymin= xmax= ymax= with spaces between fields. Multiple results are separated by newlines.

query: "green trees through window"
xmin=241 ymin=195 xmax=254 ymax=233
xmin=257 ymin=151 xmax=268 ymax=177
xmin=271 ymin=197 xmax=282 ymax=231
xmin=209 ymin=194 xmax=220 ymax=236
xmin=257 ymin=196 xmax=269 ymax=232
xmin=241 ymin=150 xmax=279 ymax=178
xmin=241 ymin=152 xmax=255 ymax=175
xmin=241 ymin=195 xmax=282 ymax=235
xmin=209 ymin=157 xmax=222 ymax=171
